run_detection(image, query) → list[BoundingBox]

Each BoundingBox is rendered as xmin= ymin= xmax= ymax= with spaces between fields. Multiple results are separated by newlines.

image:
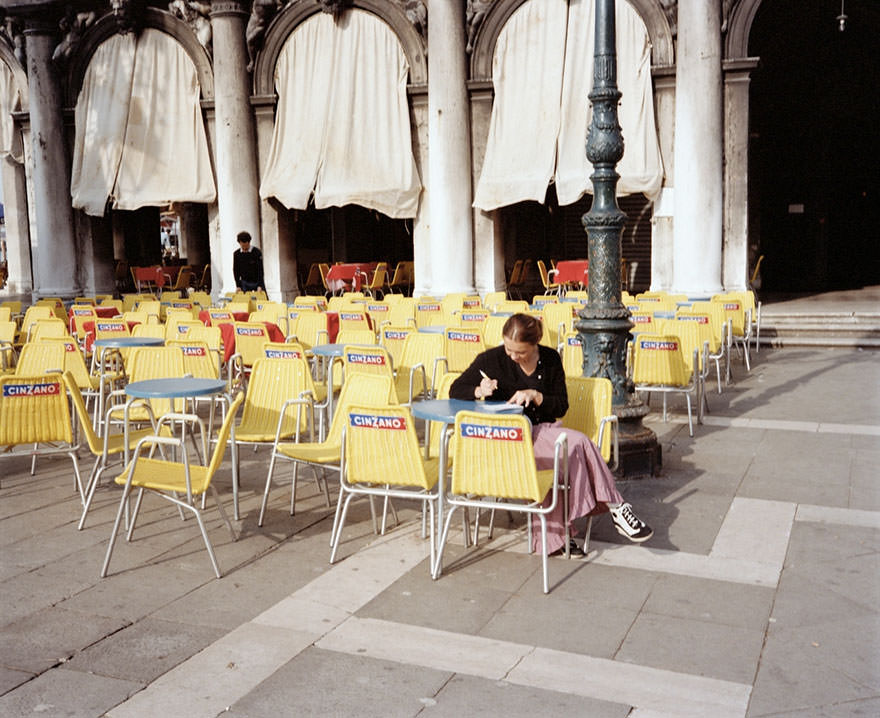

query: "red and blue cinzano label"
xmin=265 ymin=348 xmax=302 ymax=359
xmin=181 ymin=346 xmax=207 ymax=356
xmin=367 ymin=304 xmax=388 ymax=313
xmin=417 ymin=303 xmax=441 ymax=312
xmin=349 ymin=413 xmax=406 ymax=430
xmin=639 ymin=339 xmax=678 ymax=351
xmin=3 ymin=381 xmax=62 ymax=397
xmin=72 ymin=308 xmax=93 ymax=316
xmin=210 ymin=312 xmax=231 ymax=319
xmin=97 ymin=322 xmax=126 ymax=332
xmin=723 ymin=302 xmax=741 ymax=311
xmin=463 ymin=298 xmax=481 ymax=308
xmin=677 ymin=315 xmax=709 ymax=324
xmin=346 ymin=351 xmax=386 ymax=365
xmin=631 ymin=314 xmax=652 ymax=323
xmin=340 ymin=312 xmax=365 ymax=321
xmin=383 ymin=330 xmax=408 ymax=340
xmin=460 ymin=423 xmax=523 ymax=441
xmin=447 ymin=331 xmax=480 ymax=343
xmin=235 ymin=326 xmax=264 ymax=336
xmin=566 ymin=335 xmax=582 ymax=346
xmin=177 ymin=325 xmax=191 ymax=333
xmin=460 ymin=312 xmax=488 ymax=323
xmin=61 ymin=341 xmax=77 ymax=352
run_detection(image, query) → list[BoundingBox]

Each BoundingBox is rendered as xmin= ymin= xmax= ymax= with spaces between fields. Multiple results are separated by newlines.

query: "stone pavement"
xmin=1 ymin=344 xmax=878 ymax=717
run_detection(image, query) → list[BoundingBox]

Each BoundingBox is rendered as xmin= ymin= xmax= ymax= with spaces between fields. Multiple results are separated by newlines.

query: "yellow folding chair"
xmin=632 ymin=333 xmax=700 ymax=436
xmin=28 ymin=318 xmax=71 ymax=342
xmin=290 ymin=311 xmax=329 ymax=351
xmin=258 ymin=373 xmax=396 ymax=526
xmin=228 ymin=321 xmax=270 ymax=386
xmin=0 ymin=320 xmax=17 ymax=372
xmin=0 ymin=372 xmax=84 ymax=501
xmin=331 ymin=403 xmax=440 ymax=567
xmin=481 ymin=314 xmax=508 ymax=348
xmin=433 ymin=411 xmax=569 ymax=594
xmin=17 ymin=305 xmax=53 ymax=345
xmin=379 ymin=325 xmax=413 ymax=368
xmin=394 ymin=331 xmax=446 ymax=404
xmin=561 ymin=376 xmax=618 ymax=467
xmin=442 ymin=327 xmax=483 ymax=373
xmin=15 ymin=341 xmax=66 ymax=376
xmin=414 ymin=300 xmax=444 ymax=329
xmin=101 ymin=392 xmax=244 ymax=579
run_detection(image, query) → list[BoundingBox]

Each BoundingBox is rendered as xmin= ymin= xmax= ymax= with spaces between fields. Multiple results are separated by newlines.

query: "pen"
xmin=479 ymin=370 xmax=491 ymax=381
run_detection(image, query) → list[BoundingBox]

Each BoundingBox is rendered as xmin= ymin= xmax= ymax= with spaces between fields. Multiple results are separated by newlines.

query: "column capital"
xmin=210 ymin=1 xmax=249 ymax=19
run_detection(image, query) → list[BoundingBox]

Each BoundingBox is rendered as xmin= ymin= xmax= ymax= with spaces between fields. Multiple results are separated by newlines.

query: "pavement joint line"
xmin=795 ymin=503 xmax=880 ymax=528
xmin=664 ymin=414 xmax=880 ymax=435
xmin=317 ymin=616 xmax=751 ymax=718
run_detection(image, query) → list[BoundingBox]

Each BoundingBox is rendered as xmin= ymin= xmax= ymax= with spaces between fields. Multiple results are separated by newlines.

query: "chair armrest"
xmin=596 ymin=415 xmax=619 ymax=471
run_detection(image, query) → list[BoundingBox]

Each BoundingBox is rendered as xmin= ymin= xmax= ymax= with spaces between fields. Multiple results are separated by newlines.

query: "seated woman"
xmin=449 ymin=313 xmax=652 ymax=554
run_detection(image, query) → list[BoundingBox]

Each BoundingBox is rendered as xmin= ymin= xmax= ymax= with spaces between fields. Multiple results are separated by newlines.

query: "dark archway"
xmin=748 ymin=0 xmax=880 ymax=293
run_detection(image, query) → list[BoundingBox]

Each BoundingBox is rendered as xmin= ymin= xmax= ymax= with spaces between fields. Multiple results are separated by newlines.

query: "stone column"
xmin=722 ymin=59 xmax=758 ymax=291
xmin=470 ymin=85 xmax=504 ymax=295
xmin=0 ymin=154 xmax=33 ymax=296
xmin=427 ymin=0 xmax=474 ymax=295
xmin=410 ymin=92 xmax=431 ymax=297
xmin=649 ymin=67 xmax=675 ymax=291
xmin=209 ymin=2 xmax=262 ymax=297
xmin=672 ymin=0 xmax=723 ymax=295
xmin=22 ymin=16 xmax=78 ymax=299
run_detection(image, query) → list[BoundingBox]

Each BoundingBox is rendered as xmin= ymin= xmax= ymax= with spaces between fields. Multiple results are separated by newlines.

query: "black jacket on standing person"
xmin=233 ymin=246 xmax=264 ymax=290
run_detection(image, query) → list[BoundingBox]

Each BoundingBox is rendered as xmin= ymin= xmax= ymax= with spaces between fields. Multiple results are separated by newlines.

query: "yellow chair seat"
xmin=116 ymin=457 xmax=211 ymax=495
xmin=275 ymin=441 xmax=341 ymax=464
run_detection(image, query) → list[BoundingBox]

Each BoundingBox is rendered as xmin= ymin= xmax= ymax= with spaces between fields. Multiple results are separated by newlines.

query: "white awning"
xmin=474 ymin=0 xmax=664 ymax=211
xmin=259 ymin=10 xmax=422 ymax=219
xmin=71 ymin=29 xmax=216 ymax=216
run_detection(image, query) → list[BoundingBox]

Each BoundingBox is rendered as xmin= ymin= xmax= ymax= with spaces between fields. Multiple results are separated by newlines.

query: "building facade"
xmin=1 ymin=0 xmax=869 ymax=302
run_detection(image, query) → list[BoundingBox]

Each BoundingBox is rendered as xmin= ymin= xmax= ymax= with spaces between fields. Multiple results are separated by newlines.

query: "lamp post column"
xmin=577 ymin=0 xmax=659 ymax=477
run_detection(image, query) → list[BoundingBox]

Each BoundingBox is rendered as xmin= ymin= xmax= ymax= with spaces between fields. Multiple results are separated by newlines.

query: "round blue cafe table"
xmin=125 ymin=377 xmax=227 ymax=399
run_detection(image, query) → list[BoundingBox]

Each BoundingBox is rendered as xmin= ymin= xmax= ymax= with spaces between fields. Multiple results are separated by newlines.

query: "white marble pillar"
xmin=723 ymin=59 xmax=758 ymax=291
xmin=672 ymin=0 xmax=723 ymax=295
xmin=22 ymin=18 xmax=78 ymax=298
xmin=0 ymin=155 xmax=33 ymax=296
xmin=426 ymin=0 xmax=474 ymax=295
xmin=649 ymin=69 xmax=675 ymax=291
xmin=470 ymin=86 xmax=504 ymax=295
xmin=209 ymin=2 xmax=263 ymax=297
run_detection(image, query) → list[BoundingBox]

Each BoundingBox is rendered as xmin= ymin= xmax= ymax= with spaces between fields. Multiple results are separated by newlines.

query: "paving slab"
xmin=0 ymin=667 xmax=141 ymax=718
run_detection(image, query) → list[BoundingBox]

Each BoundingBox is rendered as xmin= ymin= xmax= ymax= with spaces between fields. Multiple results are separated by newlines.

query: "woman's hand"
xmin=476 ymin=375 xmax=498 ymax=399
xmin=508 ymin=389 xmax=542 ymax=407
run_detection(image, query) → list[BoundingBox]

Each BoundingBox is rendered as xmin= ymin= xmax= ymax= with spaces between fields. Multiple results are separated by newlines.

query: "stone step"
xmin=757 ymin=312 xmax=880 ymax=348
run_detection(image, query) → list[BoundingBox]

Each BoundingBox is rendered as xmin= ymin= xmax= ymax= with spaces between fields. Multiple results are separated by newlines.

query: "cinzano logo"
xmin=73 ymin=308 xmax=92 ymax=316
xmin=632 ymin=314 xmax=652 ymax=323
xmin=172 ymin=303 xmax=191 ymax=308
xmin=182 ymin=346 xmax=207 ymax=356
xmin=679 ymin=315 xmax=709 ymax=324
xmin=418 ymin=303 xmax=441 ymax=312
xmin=723 ymin=302 xmax=740 ymax=311
xmin=177 ymin=325 xmax=191 ymax=333
xmin=463 ymin=299 xmax=481 ymax=308
xmin=349 ymin=413 xmax=406 ymax=430
xmin=62 ymin=342 xmax=76 ymax=352
xmin=461 ymin=313 xmax=488 ymax=322
xmin=3 ymin=381 xmax=61 ymax=397
xmin=266 ymin=349 xmax=301 ymax=359
xmin=384 ymin=330 xmax=408 ymax=340
xmin=236 ymin=327 xmax=264 ymax=336
xmin=461 ymin=423 xmax=523 ymax=441
xmin=340 ymin=313 xmax=363 ymax=321
xmin=368 ymin=304 xmax=388 ymax=312
xmin=640 ymin=339 xmax=678 ymax=351
xmin=97 ymin=322 xmax=125 ymax=332
xmin=448 ymin=331 xmax=480 ymax=343
xmin=347 ymin=352 xmax=385 ymax=365
xmin=567 ymin=336 xmax=582 ymax=346
xmin=210 ymin=312 xmax=230 ymax=319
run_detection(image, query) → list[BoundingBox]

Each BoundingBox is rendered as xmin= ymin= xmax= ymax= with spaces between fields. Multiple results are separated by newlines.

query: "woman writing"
xmin=449 ymin=313 xmax=652 ymax=555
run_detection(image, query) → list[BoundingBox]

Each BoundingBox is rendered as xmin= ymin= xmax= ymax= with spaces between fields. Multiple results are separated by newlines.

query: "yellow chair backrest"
xmin=225 ymin=301 xmax=251 ymax=315
xmin=206 ymin=309 xmax=234 ymax=327
xmin=344 ymin=404 xmax=435 ymax=490
xmin=27 ymin=318 xmax=69 ymax=342
xmin=414 ymin=300 xmax=444 ymax=329
xmin=70 ymin=305 xmax=98 ymax=340
xmin=166 ymin=319 xmax=205 ymax=340
xmin=291 ymin=311 xmax=329 ymax=350
xmin=561 ymin=376 xmax=613 ymax=462
xmin=666 ymin=316 xmax=714 ymax=364
xmin=632 ymin=334 xmax=693 ymax=386
xmin=134 ymin=300 xmax=161 ymax=318
xmin=450 ymin=411 xmax=550 ymax=502
xmin=453 ymin=309 xmax=490 ymax=328
xmin=337 ymin=309 xmax=371 ymax=333
xmin=15 ymin=341 xmax=66 ymax=376
xmin=379 ymin=325 xmax=413 ymax=367
xmin=19 ymin=305 xmax=54 ymax=340
xmin=542 ymin=302 xmax=576 ymax=347
xmin=262 ymin=341 xmax=307 ymax=362
xmin=231 ymin=322 xmax=270 ymax=367
xmin=560 ymin=331 xmax=584 ymax=377
xmin=43 ymin=337 xmax=93 ymax=389
xmin=166 ymin=339 xmax=219 ymax=379
xmin=495 ymin=300 xmax=529 ymax=314
xmin=482 ymin=314 xmax=508 ymax=348
xmin=0 ymin=307 xmax=11 ymax=323
xmin=125 ymin=346 xmax=186 ymax=415
xmin=238 ymin=357 xmax=314 ymax=440
xmin=341 ymin=344 xmax=394 ymax=380
xmin=35 ymin=298 xmax=66 ymax=321
xmin=325 ymin=374 xmax=397 ymax=446
xmin=395 ymin=331 xmax=445 ymax=401
xmin=364 ymin=301 xmax=392 ymax=327
xmin=1 ymin=300 xmax=22 ymax=317
xmin=440 ymin=294 xmax=465 ymax=323
xmin=0 ymin=372 xmax=72 ymax=444
xmin=293 ymin=295 xmax=327 ymax=310
xmin=712 ymin=294 xmax=746 ymax=336
xmin=94 ymin=319 xmax=130 ymax=339
xmin=482 ymin=291 xmax=506 ymax=311
xmin=132 ymin=323 xmax=166 ymax=340
xmin=0 ymin=320 xmax=16 ymax=371
xmin=335 ymin=328 xmax=376 ymax=347
xmin=444 ymin=327 xmax=483 ymax=373
xmin=426 ymin=371 xmax=460 ymax=458
xmin=629 ymin=311 xmax=657 ymax=334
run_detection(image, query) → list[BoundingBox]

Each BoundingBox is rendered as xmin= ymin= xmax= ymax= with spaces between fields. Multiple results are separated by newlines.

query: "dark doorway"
xmin=289 ymin=202 xmax=413 ymax=290
xmin=749 ymin=0 xmax=880 ymax=293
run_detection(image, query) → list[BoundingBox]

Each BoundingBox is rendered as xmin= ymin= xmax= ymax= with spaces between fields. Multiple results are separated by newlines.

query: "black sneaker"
xmin=609 ymin=503 xmax=653 ymax=543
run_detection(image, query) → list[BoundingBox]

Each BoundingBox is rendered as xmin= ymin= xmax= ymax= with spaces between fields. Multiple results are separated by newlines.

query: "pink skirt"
xmin=530 ymin=422 xmax=623 ymax=554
